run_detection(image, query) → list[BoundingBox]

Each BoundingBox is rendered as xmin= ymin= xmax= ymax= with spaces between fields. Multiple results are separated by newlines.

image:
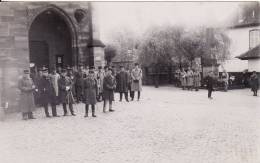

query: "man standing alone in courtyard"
xmin=250 ymin=71 xmax=259 ymax=96
xmin=205 ymin=71 xmax=214 ymax=99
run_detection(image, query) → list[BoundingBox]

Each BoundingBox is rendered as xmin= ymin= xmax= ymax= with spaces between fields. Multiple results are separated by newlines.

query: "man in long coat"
xmin=193 ymin=69 xmax=201 ymax=91
xmin=96 ymin=66 xmax=104 ymax=102
xmin=49 ymin=68 xmax=60 ymax=104
xmin=250 ymin=71 xmax=259 ymax=96
xmin=74 ymin=65 xmax=84 ymax=103
xmin=83 ymin=70 xmax=98 ymax=117
xmin=186 ymin=67 xmax=194 ymax=90
xmin=39 ymin=68 xmax=59 ymax=117
xmin=18 ymin=69 xmax=36 ymax=120
xmin=58 ymin=69 xmax=75 ymax=116
xmin=103 ymin=68 xmax=116 ymax=112
xmin=116 ymin=66 xmax=129 ymax=102
xmin=131 ymin=63 xmax=142 ymax=101
xmin=205 ymin=71 xmax=214 ymax=99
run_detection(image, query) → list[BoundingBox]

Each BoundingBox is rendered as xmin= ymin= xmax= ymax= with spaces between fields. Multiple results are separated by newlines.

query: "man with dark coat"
xmin=205 ymin=71 xmax=214 ymax=99
xmin=83 ymin=70 xmax=98 ymax=117
xmin=103 ymin=68 xmax=116 ymax=113
xmin=74 ymin=65 xmax=84 ymax=103
xmin=18 ymin=69 xmax=36 ymax=120
xmin=58 ymin=69 xmax=76 ymax=116
xmin=38 ymin=68 xmax=59 ymax=117
xmin=250 ymin=71 xmax=259 ymax=96
xmin=116 ymin=66 xmax=129 ymax=102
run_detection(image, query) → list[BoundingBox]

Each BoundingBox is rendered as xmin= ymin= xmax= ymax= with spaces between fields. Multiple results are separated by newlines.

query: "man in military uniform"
xmin=18 ymin=69 xmax=36 ymax=120
xmin=116 ymin=66 xmax=129 ymax=102
xmin=58 ymin=69 xmax=76 ymax=116
xmin=75 ymin=64 xmax=84 ymax=103
xmin=103 ymin=68 xmax=116 ymax=112
xmin=38 ymin=68 xmax=59 ymax=117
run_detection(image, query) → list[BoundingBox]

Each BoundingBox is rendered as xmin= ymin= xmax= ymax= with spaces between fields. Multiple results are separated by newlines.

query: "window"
xmin=249 ymin=29 xmax=260 ymax=49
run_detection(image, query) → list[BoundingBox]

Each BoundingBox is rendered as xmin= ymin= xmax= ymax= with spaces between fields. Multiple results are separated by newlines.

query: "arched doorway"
xmin=29 ymin=9 xmax=76 ymax=70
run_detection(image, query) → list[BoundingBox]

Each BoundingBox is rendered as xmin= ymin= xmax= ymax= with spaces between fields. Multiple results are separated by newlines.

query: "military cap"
xmin=89 ymin=70 xmax=95 ymax=74
xmin=61 ymin=69 xmax=67 ymax=73
xmin=42 ymin=67 xmax=48 ymax=72
xmin=23 ymin=69 xmax=30 ymax=74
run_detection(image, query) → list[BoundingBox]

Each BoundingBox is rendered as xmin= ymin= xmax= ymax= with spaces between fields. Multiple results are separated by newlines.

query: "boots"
xmin=92 ymin=105 xmax=96 ymax=117
xmin=28 ymin=112 xmax=36 ymax=119
xmin=84 ymin=104 xmax=88 ymax=117
xmin=22 ymin=112 xmax=28 ymax=120
xmin=62 ymin=103 xmax=68 ymax=116
xmin=109 ymin=104 xmax=114 ymax=112
xmin=69 ymin=103 xmax=76 ymax=116
xmin=44 ymin=105 xmax=51 ymax=118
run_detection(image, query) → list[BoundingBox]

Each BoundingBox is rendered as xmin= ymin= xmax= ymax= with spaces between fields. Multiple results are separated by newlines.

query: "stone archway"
xmin=28 ymin=5 xmax=78 ymax=70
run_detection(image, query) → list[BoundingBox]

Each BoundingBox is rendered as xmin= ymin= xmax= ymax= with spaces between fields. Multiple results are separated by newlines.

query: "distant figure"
xmin=103 ymin=68 xmax=116 ymax=112
xmin=18 ymin=69 xmax=36 ymax=120
xmin=222 ymin=70 xmax=229 ymax=92
xmin=96 ymin=66 xmax=105 ymax=102
xmin=205 ymin=71 xmax=214 ymax=99
xmin=250 ymin=71 xmax=259 ymax=96
xmin=186 ymin=67 xmax=194 ymax=90
xmin=193 ymin=69 xmax=201 ymax=91
xmin=83 ymin=70 xmax=98 ymax=117
xmin=180 ymin=68 xmax=187 ymax=90
xmin=75 ymin=65 xmax=84 ymax=103
xmin=131 ymin=63 xmax=142 ymax=101
xmin=116 ymin=66 xmax=129 ymax=102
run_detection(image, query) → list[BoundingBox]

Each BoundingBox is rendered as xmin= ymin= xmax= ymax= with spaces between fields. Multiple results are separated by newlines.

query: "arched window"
xmin=249 ymin=29 xmax=260 ymax=49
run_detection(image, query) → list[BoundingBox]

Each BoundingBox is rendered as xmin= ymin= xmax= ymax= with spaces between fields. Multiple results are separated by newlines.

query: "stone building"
xmin=0 ymin=2 xmax=105 ymax=111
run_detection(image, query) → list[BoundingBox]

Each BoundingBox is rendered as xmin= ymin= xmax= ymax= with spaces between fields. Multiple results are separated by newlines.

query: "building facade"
xmin=223 ymin=2 xmax=260 ymax=72
xmin=0 ymin=2 xmax=105 ymax=111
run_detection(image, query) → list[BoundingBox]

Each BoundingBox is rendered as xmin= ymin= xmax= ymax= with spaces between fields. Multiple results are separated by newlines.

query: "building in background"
xmin=0 ymin=2 xmax=105 ymax=111
xmin=223 ymin=2 xmax=260 ymax=72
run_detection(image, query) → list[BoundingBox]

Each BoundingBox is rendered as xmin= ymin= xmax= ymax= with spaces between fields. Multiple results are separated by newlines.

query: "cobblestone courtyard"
xmin=0 ymin=86 xmax=260 ymax=163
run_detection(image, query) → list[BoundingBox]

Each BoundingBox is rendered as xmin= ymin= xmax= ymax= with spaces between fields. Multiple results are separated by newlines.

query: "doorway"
xmin=29 ymin=9 xmax=73 ymax=71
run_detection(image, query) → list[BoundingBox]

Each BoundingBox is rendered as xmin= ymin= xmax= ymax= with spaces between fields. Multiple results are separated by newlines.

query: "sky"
xmin=94 ymin=2 xmax=240 ymax=43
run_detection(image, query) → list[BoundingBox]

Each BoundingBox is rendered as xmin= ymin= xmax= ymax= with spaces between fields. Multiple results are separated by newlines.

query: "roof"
xmin=236 ymin=45 xmax=260 ymax=60
xmin=228 ymin=22 xmax=260 ymax=29
xmin=88 ymin=39 xmax=105 ymax=48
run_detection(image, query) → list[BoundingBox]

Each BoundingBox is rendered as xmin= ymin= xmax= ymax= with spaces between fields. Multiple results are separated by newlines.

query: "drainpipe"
xmin=88 ymin=2 xmax=94 ymax=67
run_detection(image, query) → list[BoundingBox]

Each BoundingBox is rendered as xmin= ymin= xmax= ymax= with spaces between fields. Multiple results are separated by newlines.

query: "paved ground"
xmin=0 ymin=86 xmax=260 ymax=163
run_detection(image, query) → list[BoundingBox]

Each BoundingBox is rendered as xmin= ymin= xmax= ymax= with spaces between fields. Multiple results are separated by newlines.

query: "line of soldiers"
xmin=17 ymin=63 xmax=143 ymax=120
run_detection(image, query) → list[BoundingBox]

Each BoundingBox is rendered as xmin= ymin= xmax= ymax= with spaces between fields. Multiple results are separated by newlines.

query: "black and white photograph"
xmin=0 ymin=0 xmax=259 ymax=162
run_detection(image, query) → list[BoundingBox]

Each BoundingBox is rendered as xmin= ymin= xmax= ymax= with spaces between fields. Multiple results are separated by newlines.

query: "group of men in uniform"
xmin=18 ymin=63 xmax=143 ymax=120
